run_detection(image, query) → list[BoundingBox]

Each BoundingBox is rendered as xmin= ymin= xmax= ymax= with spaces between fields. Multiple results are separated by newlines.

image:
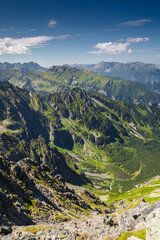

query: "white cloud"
xmin=89 ymin=37 xmax=149 ymax=55
xmin=127 ymin=37 xmax=149 ymax=43
xmin=119 ymin=19 xmax=152 ymax=26
xmin=0 ymin=34 xmax=79 ymax=55
xmin=0 ymin=36 xmax=53 ymax=55
xmin=48 ymin=19 xmax=57 ymax=28
xmin=93 ymin=42 xmax=130 ymax=55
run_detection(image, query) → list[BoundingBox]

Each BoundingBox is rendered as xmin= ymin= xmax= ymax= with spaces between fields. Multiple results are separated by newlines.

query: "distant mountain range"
xmin=0 ymin=61 xmax=46 ymax=73
xmin=73 ymin=61 xmax=160 ymax=94
xmin=0 ymin=64 xmax=160 ymax=106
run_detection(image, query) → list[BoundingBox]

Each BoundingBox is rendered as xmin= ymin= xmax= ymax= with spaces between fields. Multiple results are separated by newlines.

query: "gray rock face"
xmin=146 ymin=207 xmax=160 ymax=240
xmin=119 ymin=201 xmax=153 ymax=232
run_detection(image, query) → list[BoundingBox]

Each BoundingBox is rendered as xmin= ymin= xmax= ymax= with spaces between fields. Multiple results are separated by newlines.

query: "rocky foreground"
xmin=1 ymin=199 xmax=160 ymax=240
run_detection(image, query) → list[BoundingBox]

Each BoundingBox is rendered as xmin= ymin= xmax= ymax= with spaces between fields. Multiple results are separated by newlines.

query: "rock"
xmin=152 ymin=199 xmax=160 ymax=209
xmin=127 ymin=236 xmax=143 ymax=240
xmin=1 ymin=225 xmax=12 ymax=235
xmin=146 ymin=207 xmax=160 ymax=240
xmin=120 ymin=201 xmax=153 ymax=232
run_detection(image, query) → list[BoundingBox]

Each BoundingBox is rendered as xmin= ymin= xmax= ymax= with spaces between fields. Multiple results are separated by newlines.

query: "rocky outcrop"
xmin=0 ymin=134 xmax=106 ymax=226
xmin=145 ymin=208 xmax=160 ymax=240
xmin=119 ymin=201 xmax=153 ymax=232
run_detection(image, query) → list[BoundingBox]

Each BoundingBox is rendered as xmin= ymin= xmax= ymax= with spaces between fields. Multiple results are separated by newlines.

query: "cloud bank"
xmin=0 ymin=36 xmax=53 ymax=55
xmin=89 ymin=37 xmax=149 ymax=55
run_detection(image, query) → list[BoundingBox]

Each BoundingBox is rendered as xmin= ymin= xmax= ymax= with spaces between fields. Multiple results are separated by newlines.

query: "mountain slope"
xmin=1 ymin=65 xmax=160 ymax=105
xmin=0 ymin=82 xmax=109 ymax=226
xmin=74 ymin=61 xmax=160 ymax=83
xmin=74 ymin=61 xmax=160 ymax=94
xmin=45 ymin=88 xmax=160 ymax=192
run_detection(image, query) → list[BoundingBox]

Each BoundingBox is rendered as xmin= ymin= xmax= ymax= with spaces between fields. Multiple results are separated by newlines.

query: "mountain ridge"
xmin=73 ymin=61 xmax=160 ymax=94
xmin=0 ymin=61 xmax=46 ymax=73
xmin=0 ymin=64 xmax=160 ymax=106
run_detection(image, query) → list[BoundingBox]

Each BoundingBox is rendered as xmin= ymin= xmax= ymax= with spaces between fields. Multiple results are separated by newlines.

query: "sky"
xmin=0 ymin=0 xmax=160 ymax=67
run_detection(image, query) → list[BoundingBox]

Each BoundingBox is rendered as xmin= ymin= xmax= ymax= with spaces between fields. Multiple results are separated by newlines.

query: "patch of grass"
xmin=114 ymin=228 xmax=146 ymax=240
xmin=20 ymin=225 xmax=50 ymax=234
xmin=54 ymin=212 xmax=70 ymax=222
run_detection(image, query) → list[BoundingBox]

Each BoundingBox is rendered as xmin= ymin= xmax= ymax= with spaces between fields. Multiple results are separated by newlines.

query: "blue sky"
xmin=0 ymin=0 xmax=160 ymax=67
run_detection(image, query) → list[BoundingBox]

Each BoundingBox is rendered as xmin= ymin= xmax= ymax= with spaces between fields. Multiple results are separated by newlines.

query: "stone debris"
xmin=1 ymin=200 xmax=160 ymax=239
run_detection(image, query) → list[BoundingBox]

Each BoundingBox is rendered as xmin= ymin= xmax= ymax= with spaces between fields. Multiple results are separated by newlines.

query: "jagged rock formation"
xmin=0 ymin=134 xmax=100 ymax=225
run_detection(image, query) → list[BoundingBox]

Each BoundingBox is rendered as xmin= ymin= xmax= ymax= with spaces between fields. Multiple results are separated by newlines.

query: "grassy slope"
xmin=45 ymin=89 xmax=160 ymax=195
